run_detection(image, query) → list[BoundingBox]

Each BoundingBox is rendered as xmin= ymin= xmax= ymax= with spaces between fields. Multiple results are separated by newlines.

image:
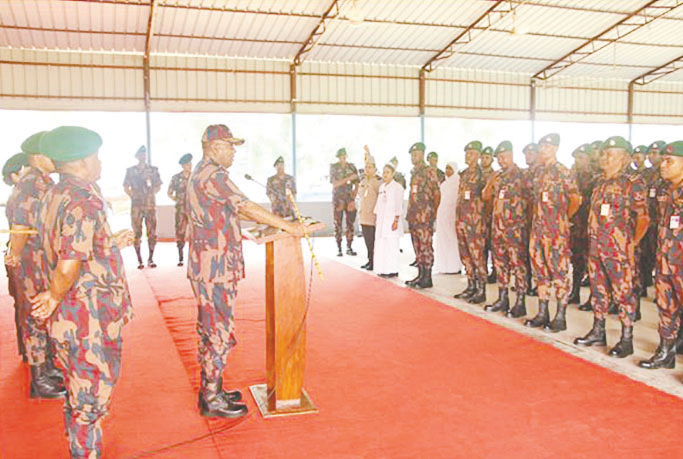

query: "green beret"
xmin=273 ymin=155 xmax=284 ymax=167
xmin=572 ymin=143 xmax=593 ymax=157
xmin=389 ymin=156 xmax=398 ymax=165
xmin=648 ymin=140 xmax=666 ymax=154
xmin=464 ymin=140 xmax=482 ymax=152
xmin=495 ymin=141 xmax=512 ymax=156
xmin=590 ymin=140 xmax=603 ymax=154
xmin=481 ymin=146 xmax=493 ymax=156
xmin=179 ymin=153 xmax=193 ymax=165
xmin=523 ymin=143 xmax=538 ymax=154
xmin=20 ymin=131 xmax=48 ymax=155
xmin=633 ymin=145 xmax=648 ymax=155
xmin=663 ymin=141 xmax=683 ymax=158
xmin=409 ymin=142 xmax=425 ymax=153
xmin=602 ymin=136 xmax=632 ymax=154
xmin=336 ymin=148 xmax=348 ymax=158
xmin=40 ymin=126 xmax=103 ymax=163
xmin=539 ymin=133 xmax=560 ymax=146
xmin=2 ymin=153 xmax=28 ymax=184
xmin=427 ymin=151 xmax=438 ymax=160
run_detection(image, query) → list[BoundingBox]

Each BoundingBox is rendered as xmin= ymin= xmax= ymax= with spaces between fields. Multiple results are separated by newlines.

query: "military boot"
xmin=507 ymin=293 xmax=526 ymax=318
xmin=135 ymin=246 xmax=144 ymax=269
xmin=609 ymin=325 xmax=634 ymax=358
xmin=676 ymin=327 xmax=683 ymax=355
xmin=44 ymin=353 xmax=64 ymax=385
xmin=197 ymin=375 xmax=242 ymax=408
xmin=526 ymin=285 xmax=538 ymax=297
xmin=30 ymin=363 xmax=66 ymax=399
xmin=578 ymin=293 xmax=593 ymax=312
xmin=484 ymin=287 xmax=509 ymax=313
xmin=414 ymin=267 xmax=433 ymax=289
xmin=198 ymin=387 xmax=248 ymax=419
xmin=405 ymin=266 xmax=422 ymax=287
xmin=177 ymin=245 xmax=184 ymax=267
xmin=454 ymin=278 xmax=475 ymax=299
xmin=567 ymin=270 xmax=581 ymax=304
xmin=634 ymin=297 xmax=641 ymax=322
xmin=546 ymin=301 xmax=567 ymax=333
xmin=467 ymin=279 xmax=487 ymax=304
xmin=639 ymin=337 xmax=676 ymax=369
xmin=574 ymin=317 xmax=606 ymax=346
xmin=524 ymin=300 xmax=549 ymax=328
xmin=337 ymin=242 xmax=343 ymax=257
xmin=346 ymin=244 xmax=357 ymax=256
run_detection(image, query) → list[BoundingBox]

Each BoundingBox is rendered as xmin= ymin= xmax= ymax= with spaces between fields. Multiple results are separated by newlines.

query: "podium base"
xmin=249 ymin=384 xmax=318 ymax=419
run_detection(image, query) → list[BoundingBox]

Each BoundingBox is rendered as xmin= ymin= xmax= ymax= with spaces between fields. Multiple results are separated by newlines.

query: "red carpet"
xmin=3 ymin=246 xmax=683 ymax=458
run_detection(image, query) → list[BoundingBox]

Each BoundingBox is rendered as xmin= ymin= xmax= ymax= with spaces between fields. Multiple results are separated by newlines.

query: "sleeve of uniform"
xmin=152 ymin=167 xmax=162 ymax=187
xmin=204 ymin=167 xmax=245 ymax=207
xmin=10 ymin=177 xmax=35 ymax=227
xmin=167 ymin=175 xmax=177 ymax=198
xmin=329 ymin=164 xmax=336 ymax=184
xmin=58 ymin=199 xmax=99 ymax=261
xmin=266 ymin=176 xmax=275 ymax=201
xmin=350 ymin=164 xmax=360 ymax=184
xmin=630 ymin=175 xmax=648 ymax=220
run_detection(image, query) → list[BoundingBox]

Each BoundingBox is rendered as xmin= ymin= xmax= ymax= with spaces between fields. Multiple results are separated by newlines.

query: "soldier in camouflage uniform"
xmin=568 ymin=143 xmax=596 ymax=306
xmin=266 ymin=155 xmax=297 ymax=219
xmin=123 ymin=145 xmax=162 ymax=269
xmin=5 ymin=132 xmax=65 ymax=398
xmin=483 ymin=141 xmax=528 ymax=317
xmin=629 ymin=145 xmax=650 ymax=301
xmin=641 ymin=141 xmax=667 ymax=296
xmin=389 ymin=156 xmax=407 ymax=189
xmin=32 ymin=126 xmax=135 ymax=459
xmin=187 ymin=125 xmax=304 ymax=419
xmin=639 ymin=141 xmax=683 ymax=371
xmin=404 ymin=142 xmax=440 ymax=289
xmin=574 ymin=136 xmax=649 ymax=358
xmin=427 ymin=151 xmax=446 ymax=184
xmin=3 ymin=152 xmax=29 ymax=360
xmin=330 ymin=148 xmax=359 ymax=256
xmin=167 ymin=153 xmax=193 ymax=267
xmin=480 ymin=146 xmax=497 ymax=284
xmin=522 ymin=143 xmax=539 ymax=296
xmin=525 ymin=133 xmax=581 ymax=331
xmin=453 ymin=141 xmax=487 ymax=304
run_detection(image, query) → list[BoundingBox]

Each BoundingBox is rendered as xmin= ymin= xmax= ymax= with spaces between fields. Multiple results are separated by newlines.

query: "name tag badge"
xmin=412 ymin=185 xmax=418 ymax=194
xmin=499 ymin=190 xmax=506 ymax=199
xmin=600 ymin=203 xmax=610 ymax=217
xmin=464 ymin=190 xmax=471 ymax=200
xmin=542 ymin=191 xmax=549 ymax=203
xmin=649 ymin=188 xmax=656 ymax=198
xmin=671 ymin=216 xmax=680 ymax=230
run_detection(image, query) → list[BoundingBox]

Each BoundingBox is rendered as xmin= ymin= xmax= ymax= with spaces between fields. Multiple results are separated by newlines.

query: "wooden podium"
xmin=246 ymin=220 xmax=324 ymax=418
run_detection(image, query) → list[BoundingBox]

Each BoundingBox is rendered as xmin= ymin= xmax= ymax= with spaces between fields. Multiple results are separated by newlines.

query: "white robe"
xmin=434 ymin=173 xmax=462 ymax=274
xmin=373 ymin=180 xmax=403 ymax=275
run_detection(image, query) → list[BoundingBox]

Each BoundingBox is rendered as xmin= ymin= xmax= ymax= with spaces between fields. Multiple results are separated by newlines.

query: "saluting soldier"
xmin=483 ymin=141 xmax=528 ymax=317
xmin=574 ymin=136 xmax=649 ymax=358
xmin=3 ymin=152 xmax=29 ymax=361
xmin=4 ymin=133 xmax=65 ymax=399
xmin=480 ymin=146 xmax=497 ymax=284
xmin=453 ymin=141 xmax=487 ymax=304
xmin=167 ymin=153 xmax=193 ymax=267
xmin=525 ymin=133 xmax=581 ymax=331
xmin=427 ymin=151 xmax=446 ymax=184
xmin=266 ymin=155 xmax=297 ymax=219
xmin=639 ymin=141 xmax=683 ymax=371
xmin=31 ymin=126 xmax=135 ymax=459
xmin=123 ymin=145 xmax=162 ymax=269
xmin=330 ymin=148 xmax=359 ymax=257
xmin=405 ymin=142 xmax=440 ymax=289
xmin=522 ymin=143 xmax=539 ymax=296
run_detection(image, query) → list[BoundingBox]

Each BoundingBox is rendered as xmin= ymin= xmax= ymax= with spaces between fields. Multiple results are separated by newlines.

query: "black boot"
xmin=346 ymin=244 xmax=357 ymax=256
xmin=467 ymin=279 xmax=486 ymax=304
xmin=485 ymin=288 xmax=509 ymax=313
xmin=634 ymin=297 xmax=641 ymax=322
xmin=177 ymin=245 xmax=184 ymax=267
xmin=546 ymin=301 xmax=567 ymax=333
xmin=30 ymin=363 xmax=66 ymax=399
xmin=639 ymin=337 xmax=676 ymax=369
xmin=405 ymin=266 xmax=423 ymax=287
xmin=578 ymin=293 xmax=593 ymax=312
xmin=135 ymin=246 xmax=144 ymax=269
xmin=567 ymin=270 xmax=581 ymax=304
xmin=454 ymin=278 xmax=475 ymax=299
xmin=524 ymin=300 xmax=549 ymax=328
xmin=507 ymin=293 xmax=526 ymax=318
xmin=199 ymin=388 xmax=248 ymax=419
xmin=415 ymin=267 xmax=433 ymax=289
xmin=409 ymin=259 xmax=418 ymax=267
xmin=44 ymin=355 xmax=64 ymax=385
xmin=337 ymin=242 xmax=343 ymax=257
xmin=361 ymin=261 xmax=370 ymax=269
xmin=609 ymin=325 xmax=634 ymax=358
xmin=487 ymin=269 xmax=497 ymax=284
xmin=608 ymin=300 xmax=618 ymax=315
xmin=574 ymin=317 xmax=607 ymax=346
xmin=676 ymin=328 xmax=683 ymax=355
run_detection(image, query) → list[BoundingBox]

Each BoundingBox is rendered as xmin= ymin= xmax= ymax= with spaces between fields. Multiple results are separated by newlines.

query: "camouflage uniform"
xmin=168 ymin=171 xmax=190 ymax=251
xmin=123 ymin=163 xmax=161 ymax=258
xmin=530 ymin=162 xmax=579 ymax=301
xmin=6 ymin=166 xmax=54 ymax=366
xmin=39 ymin=174 xmax=133 ymax=459
xmin=587 ymin=169 xmax=647 ymax=327
xmin=433 ymin=167 xmax=446 ymax=184
xmin=266 ymin=173 xmax=297 ymax=219
xmin=570 ymin=167 xmax=595 ymax=287
xmin=330 ymin=161 xmax=359 ymax=249
xmin=490 ymin=165 xmax=528 ymax=291
xmin=643 ymin=168 xmax=663 ymax=289
xmin=187 ymin=158 xmax=245 ymax=392
xmin=456 ymin=166 xmax=486 ymax=283
xmin=394 ymin=171 xmax=407 ymax=189
xmin=481 ymin=166 xmax=495 ymax=275
xmin=406 ymin=162 xmax=440 ymax=268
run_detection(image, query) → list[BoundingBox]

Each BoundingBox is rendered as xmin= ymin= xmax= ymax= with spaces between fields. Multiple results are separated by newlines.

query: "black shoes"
xmin=467 ymin=279 xmax=486 ymax=304
xmin=454 ymin=278 xmax=475 ymax=299
xmin=148 ymin=259 xmax=157 ymax=268
xmin=378 ymin=273 xmax=398 ymax=278
xmin=545 ymin=302 xmax=567 ymax=333
xmin=574 ymin=318 xmax=606 ymax=347
xmin=199 ymin=391 xmax=248 ymax=419
xmin=609 ymin=326 xmax=633 ymax=358
xmin=486 ymin=270 xmax=497 ymax=284
xmin=413 ymin=268 xmax=433 ymax=289
xmin=360 ymin=261 xmax=373 ymax=271
xmin=506 ymin=294 xmax=526 ymax=318
xmin=30 ymin=363 xmax=66 ymax=399
xmin=346 ymin=247 xmax=357 ymax=256
xmin=578 ymin=294 xmax=593 ymax=312
xmin=405 ymin=266 xmax=422 ymax=287
xmin=409 ymin=260 xmax=418 ymax=267
xmin=484 ymin=287 xmax=509 ymax=313
xmin=639 ymin=338 xmax=676 ymax=369
xmin=524 ymin=300 xmax=549 ymax=328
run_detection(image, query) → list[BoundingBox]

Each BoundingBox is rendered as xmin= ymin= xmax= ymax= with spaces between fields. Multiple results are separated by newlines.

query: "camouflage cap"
xmin=20 ymin=131 xmax=48 ymax=155
xmin=464 ymin=140 xmax=482 ymax=152
xmin=632 ymin=145 xmax=648 ymax=156
xmin=495 ymin=141 xmax=513 ymax=156
xmin=179 ymin=153 xmax=193 ymax=165
xmin=663 ymin=141 xmax=683 ymax=158
xmin=202 ymin=124 xmax=245 ymax=146
xmin=648 ymin=140 xmax=666 ymax=155
xmin=539 ymin=133 xmax=560 ymax=146
xmin=427 ymin=151 xmax=438 ymax=160
xmin=602 ymin=136 xmax=632 ymax=155
xmin=409 ymin=142 xmax=426 ymax=153
xmin=572 ymin=143 xmax=593 ymax=157
xmin=40 ymin=126 xmax=102 ymax=163
xmin=523 ymin=143 xmax=539 ymax=154
xmin=2 ymin=152 xmax=28 ymax=183
xmin=481 ymin=146 xmax=494 ymax=156
xmin=336 ymin=147 xmax=347 ymax=158
xmin=273 ymin=155 xmax=284 ymax=167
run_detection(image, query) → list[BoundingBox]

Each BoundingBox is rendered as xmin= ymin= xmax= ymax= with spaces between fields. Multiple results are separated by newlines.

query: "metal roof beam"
xmin=421 ymin=0 xmax=525 ymax=72
xmin=533 ymin=0 xmax=683 ymax=81
xmin=293 ymin=0 xmax=341 ymax=66
xmin=631 ymin=53 xmax=683 ymax=85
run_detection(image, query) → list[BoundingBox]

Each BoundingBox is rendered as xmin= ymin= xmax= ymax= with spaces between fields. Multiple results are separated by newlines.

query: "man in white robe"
xmin=434 ymin=162 xmax=462 ymax=274
xmin=373 ymin=164 xmax=404 ymax=277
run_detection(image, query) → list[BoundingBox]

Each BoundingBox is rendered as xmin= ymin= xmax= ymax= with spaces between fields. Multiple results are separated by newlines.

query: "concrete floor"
xmin=312 ymin=236 xmax=683 ymax=400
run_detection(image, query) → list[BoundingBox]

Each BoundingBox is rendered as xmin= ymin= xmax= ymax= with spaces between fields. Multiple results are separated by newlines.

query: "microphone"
xmin=244 ymin=174 xmax=266 ymax=188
